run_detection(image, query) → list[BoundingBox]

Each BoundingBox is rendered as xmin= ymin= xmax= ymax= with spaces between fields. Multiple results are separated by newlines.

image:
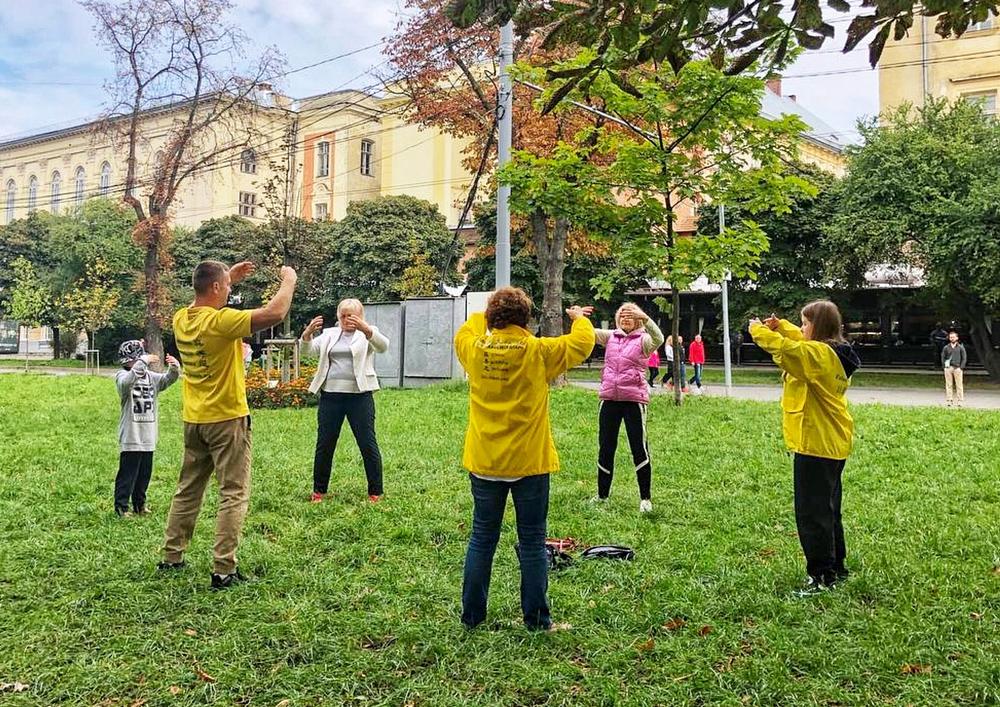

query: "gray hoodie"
xmin=115 ymin=356 xmax=180 ymax=452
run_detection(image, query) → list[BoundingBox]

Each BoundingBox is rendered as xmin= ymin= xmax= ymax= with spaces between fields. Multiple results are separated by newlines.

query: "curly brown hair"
xmin=486 ymin=287 xmax=533 ymax=329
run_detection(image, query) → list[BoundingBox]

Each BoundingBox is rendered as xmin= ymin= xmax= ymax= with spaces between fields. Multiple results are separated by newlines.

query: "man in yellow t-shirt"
xmin=159 ymin=259 xmax=297 ymax=590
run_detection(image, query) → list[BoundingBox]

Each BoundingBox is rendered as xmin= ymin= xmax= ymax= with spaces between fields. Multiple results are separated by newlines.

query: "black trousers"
xmin=313 ymin=391 xmax=383 ymax=496
xmin=793 ymin=453 xmax=847 ymax=583
xmin=597 ymin=400 xmax=651 ymax=500
xmin=647 ymin=366 xmax=659 ymax=385
xmin=114 ymin=451 xmax=154 ymax=513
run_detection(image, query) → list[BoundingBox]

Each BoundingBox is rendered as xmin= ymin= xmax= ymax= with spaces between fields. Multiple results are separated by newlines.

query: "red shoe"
xmin=368 ymin=494 xmax=382 ymax=503
xmin=310 ymin=492 xmax=324 ymax=503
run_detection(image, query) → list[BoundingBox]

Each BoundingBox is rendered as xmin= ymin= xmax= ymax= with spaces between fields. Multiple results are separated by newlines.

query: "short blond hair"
xmin=337 ymin=298 xmax=363 ymax=316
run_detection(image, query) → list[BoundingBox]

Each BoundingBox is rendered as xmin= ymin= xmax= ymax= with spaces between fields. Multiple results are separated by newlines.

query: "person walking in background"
xmin=930 ymin=323 xmax=948 ymax=369
xmin=114 ymin=339 xmax=180 ymax=518
xmin=160 ymin=260 xmax=297 ymax=590
xmin=749 ymin=302 xmax=860 ymax=596
xmin=688 ymin=333 xmax=706 ymax=391
xmin=594 ymin=303 xmax=664 ymax=513
xmin=941 ymin=331 xmax=967 ymax=407
xmin=660 ymin=336 xmax=675 ymax=388
xmin=454 ymin=287 xmax=595 ymax=631
xmin=646 ymin=347 xmax=660 ymax=387
xmin=301 ymin=299 xmax=389 ymax=503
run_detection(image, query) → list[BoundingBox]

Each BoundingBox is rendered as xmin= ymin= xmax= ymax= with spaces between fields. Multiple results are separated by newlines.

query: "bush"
xmin=246 ymin=365 xmax=317 ymax=409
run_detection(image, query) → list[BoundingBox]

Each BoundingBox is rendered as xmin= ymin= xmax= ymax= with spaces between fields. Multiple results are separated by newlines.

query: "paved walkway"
xmin=4 ymin=366 xmax=999 ymax=409
xmin=572 ymin=380 xmax=1000 ymax=409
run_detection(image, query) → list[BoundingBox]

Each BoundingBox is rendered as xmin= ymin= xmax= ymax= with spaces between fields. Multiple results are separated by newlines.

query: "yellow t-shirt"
xmin=172 ymin=306 xmax=253 ymax=424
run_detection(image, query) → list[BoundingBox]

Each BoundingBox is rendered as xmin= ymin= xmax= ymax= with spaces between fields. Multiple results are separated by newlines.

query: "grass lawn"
xmin=0 ymin=358 xmax=86 ymax=369
xmin=1 ymin=376 xmax=998 ymax=706
xmin=568 ymin=364 xmax=1000 ymax=390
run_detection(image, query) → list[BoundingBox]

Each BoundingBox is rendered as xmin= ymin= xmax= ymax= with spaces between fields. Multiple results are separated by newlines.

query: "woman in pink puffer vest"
xmin=594 ymin=303 xmax=664 ymax=513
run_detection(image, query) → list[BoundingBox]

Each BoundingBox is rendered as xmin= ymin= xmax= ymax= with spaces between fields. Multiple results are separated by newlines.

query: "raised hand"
xmin=280 ymin=265 xmax=298 ymax=285
xmin=345 ymin=314 xmax=372 ymax=337
xmin=566 ymin=305 xmax=595 ymax=321
xmin=165 ymin=354 xmax=180 ymax=367
xmin=303 ymin=315 xmax=324 ymax=340
xmin=145 ymin=354 xmax=161 ymax=365
xmin=764 ymin=313 xmax=781 ymax=331
xmin=228 ymin=261 xmax=255 ymax=285
xmin=749 ymin=317 xmax=763 ymax=330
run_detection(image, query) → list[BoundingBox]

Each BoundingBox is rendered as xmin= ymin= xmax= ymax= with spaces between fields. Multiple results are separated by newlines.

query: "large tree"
xmin=383 ymin=0 xmax=608 ymax=337
xmin=826 ymin=99 xmax=1000 ymax=379
xmin=323 ymin=195 xmax=462 ymax=304
xmin=447 ymin=0 xmax=1000 ymax=110
xmin=84 ymin=0 xmax=283 ymax=361
xmin=519 ymin=55 xmax=813 ymax=403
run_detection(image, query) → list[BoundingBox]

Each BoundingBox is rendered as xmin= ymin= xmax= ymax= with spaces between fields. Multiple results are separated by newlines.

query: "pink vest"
xmin=599 ymin=330 xmax=649 ymax=403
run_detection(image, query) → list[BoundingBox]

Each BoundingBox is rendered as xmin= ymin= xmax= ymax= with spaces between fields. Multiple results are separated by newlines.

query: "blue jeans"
xmin=461 ymin=473 xmax=551 ymax=629
xmin=689 ymin=363 xmax=703 ymax=388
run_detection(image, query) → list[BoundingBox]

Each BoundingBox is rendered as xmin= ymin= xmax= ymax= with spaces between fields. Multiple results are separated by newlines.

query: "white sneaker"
xmin=590 ymin=495 xmax=608 ymax=505
xmin=639 ymin=499 xmax=653 ymax=513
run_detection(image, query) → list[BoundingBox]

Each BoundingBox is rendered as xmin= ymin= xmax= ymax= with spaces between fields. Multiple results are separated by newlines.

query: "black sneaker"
xmin=793 ymin=576 xmax=835 ymax=597
xmin=210 ymin=570 xmax=248 ymax=590
xmin=157 ymin=560 xmax=186 ymax=571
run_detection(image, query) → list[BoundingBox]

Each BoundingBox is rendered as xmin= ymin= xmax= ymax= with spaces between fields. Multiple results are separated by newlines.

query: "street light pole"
xmin=495 ymin=19 xmax=514 ymax=289
xmin=720 ymin=204 xmax=733 ymax=394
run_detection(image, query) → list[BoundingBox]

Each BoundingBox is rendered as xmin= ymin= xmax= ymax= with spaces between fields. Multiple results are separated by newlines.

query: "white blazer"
xmin=302 ymin=326 xmax=389 ymax=394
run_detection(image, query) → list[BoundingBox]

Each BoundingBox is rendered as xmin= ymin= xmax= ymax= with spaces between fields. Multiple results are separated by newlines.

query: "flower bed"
xmin=246 ymin=365 xmax=317 ymax=409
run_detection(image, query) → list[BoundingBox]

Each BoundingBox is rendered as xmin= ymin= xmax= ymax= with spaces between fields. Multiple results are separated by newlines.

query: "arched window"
xmin=240 ymin=148 xmax=256 ymax=174
xmin=50 ymin=171 xmax=62 ymax=215
xmin=99 ymin=162 xmax=112 ymax=196
xmin=4 ymin=180 xmax=15 ymax=224
xmin=74 ymin=167 xmax=86 ymax=207
xmin=27 ymin=176 xmax=38 ymax=212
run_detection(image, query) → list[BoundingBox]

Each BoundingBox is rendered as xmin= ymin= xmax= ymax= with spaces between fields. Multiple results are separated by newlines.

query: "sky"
xmin=0 ymin=0 xmax=878 ymax=145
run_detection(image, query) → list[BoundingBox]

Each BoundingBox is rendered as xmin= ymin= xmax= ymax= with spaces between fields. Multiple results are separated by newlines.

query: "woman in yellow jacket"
xmin=749 ymin=300 xmax=860 ymax=594
xmin=454 ymin=287 xmax=595 ymax=630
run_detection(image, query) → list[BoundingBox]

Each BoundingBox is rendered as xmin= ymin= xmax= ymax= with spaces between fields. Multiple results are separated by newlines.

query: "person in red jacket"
xmin=687 ymin=334 xmax=706 ymax=390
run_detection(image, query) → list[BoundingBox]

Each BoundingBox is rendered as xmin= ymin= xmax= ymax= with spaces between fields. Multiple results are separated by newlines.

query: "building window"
xmin=4 ymin=180 xmax=14 ymax=224
xmin=314 ymin=202 xmax=328 ymax=221
xmin=316 ymin=141 xmax=330 ymax=178
xmin=27 ymin=176 xmax=38 ymax=212
xmin=50 ymin=172 xmax=62 ymax=215
xmin=99 ymin=162 xmax=112 ymax=196
xmin=963 ymin=90 xmax=997 ymax=116
xmin=240 ymin=148 xmax=257 ymax=174
xmin=74 ymin=167 xmax=86 ymax=207
xmin=238 ymin=191 xmax=257 ymax=218
xmin=360 ymin=139 xmax=374 ymax=176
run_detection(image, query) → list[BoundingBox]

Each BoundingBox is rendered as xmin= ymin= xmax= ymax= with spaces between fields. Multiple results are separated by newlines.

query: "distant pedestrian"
xmin=688 ymin=334 xmax=706 ymax=390
xmin=594 ymin=303 xmax=664 ymax=513
xmin=941 ymin=331 xmax=967 ymax=407
xmin=659 ymin=335 xmax=687 ymax=391
xmin=114 ymin=340 xmax=180 ymax=517
xmin=646 ymin=348 xmax=660 ymax=387
xmin=750 ymin=302 xmax=860 ymax=596
xmin=930 ymin=323 xmax=948 ymax=369
xmin=454 ymin=287 xmax=595 ymax=631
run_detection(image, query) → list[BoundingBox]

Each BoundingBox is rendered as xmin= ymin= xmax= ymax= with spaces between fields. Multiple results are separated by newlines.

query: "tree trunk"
xmin=143 ymin=230 xmax=165 ymax=369
xmin=967 ymin=311 xmax=999 ymax=381
xmin=530 ymin=209 xmax=570 ymax=386
xmin=671 ymin=286 xmax=682 ymax=406
xmin=52 ymin=326 xmax=61 ymax=361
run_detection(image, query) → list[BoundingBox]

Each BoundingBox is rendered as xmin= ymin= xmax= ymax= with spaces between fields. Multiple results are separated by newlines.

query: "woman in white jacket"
xmin=301 ymin=298 xmax=389 ymax=503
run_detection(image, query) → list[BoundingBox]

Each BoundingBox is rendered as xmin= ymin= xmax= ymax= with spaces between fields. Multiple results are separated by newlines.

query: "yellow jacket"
xmin=749 ymin=320 xmax=859 ymax=460
xmin=454 ymin=313 xmax=596 ymax=476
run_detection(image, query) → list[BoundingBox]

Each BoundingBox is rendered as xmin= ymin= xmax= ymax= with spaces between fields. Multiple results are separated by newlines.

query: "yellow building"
xmin=1 ymin=88 xmax=474 ymax=230
xmin=880 ymin=13 xmax=999 ymax=115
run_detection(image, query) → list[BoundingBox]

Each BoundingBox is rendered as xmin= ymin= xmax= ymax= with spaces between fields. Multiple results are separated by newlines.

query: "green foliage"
xmin=58 ymin=259 xmax=122 ymax=346
xmin=7 ymin=257 xmax=52 ymax=326
xmin=827 ymin=99 xmax=1000 ymax=377
xmin=324 ymin=195 xmax=462 ymax=303
xmin=449 ymin=0 xmax=998 ymax=110
xmin=0 ymin=212 xmax=56 ymax=303
xmin=3 ymin=376 xmax=1000 ymax=704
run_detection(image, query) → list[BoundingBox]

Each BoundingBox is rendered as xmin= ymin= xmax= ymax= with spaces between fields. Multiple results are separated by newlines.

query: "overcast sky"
xmin=0 ymin=0 xmax=878 ymax=144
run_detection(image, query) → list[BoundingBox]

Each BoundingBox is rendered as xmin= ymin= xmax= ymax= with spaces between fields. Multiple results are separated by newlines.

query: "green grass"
xmin=0 ymin=358 xmax=85 ymax=369
xmin=1 ymin=376 xmax=999 ymax=706
xmin=568 ymin=364 xmax=1000 ymax=390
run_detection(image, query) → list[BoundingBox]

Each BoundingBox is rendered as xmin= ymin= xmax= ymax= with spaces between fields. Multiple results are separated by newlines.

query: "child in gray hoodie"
xmin=114 ymin=339 xmax=180 ymax=517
